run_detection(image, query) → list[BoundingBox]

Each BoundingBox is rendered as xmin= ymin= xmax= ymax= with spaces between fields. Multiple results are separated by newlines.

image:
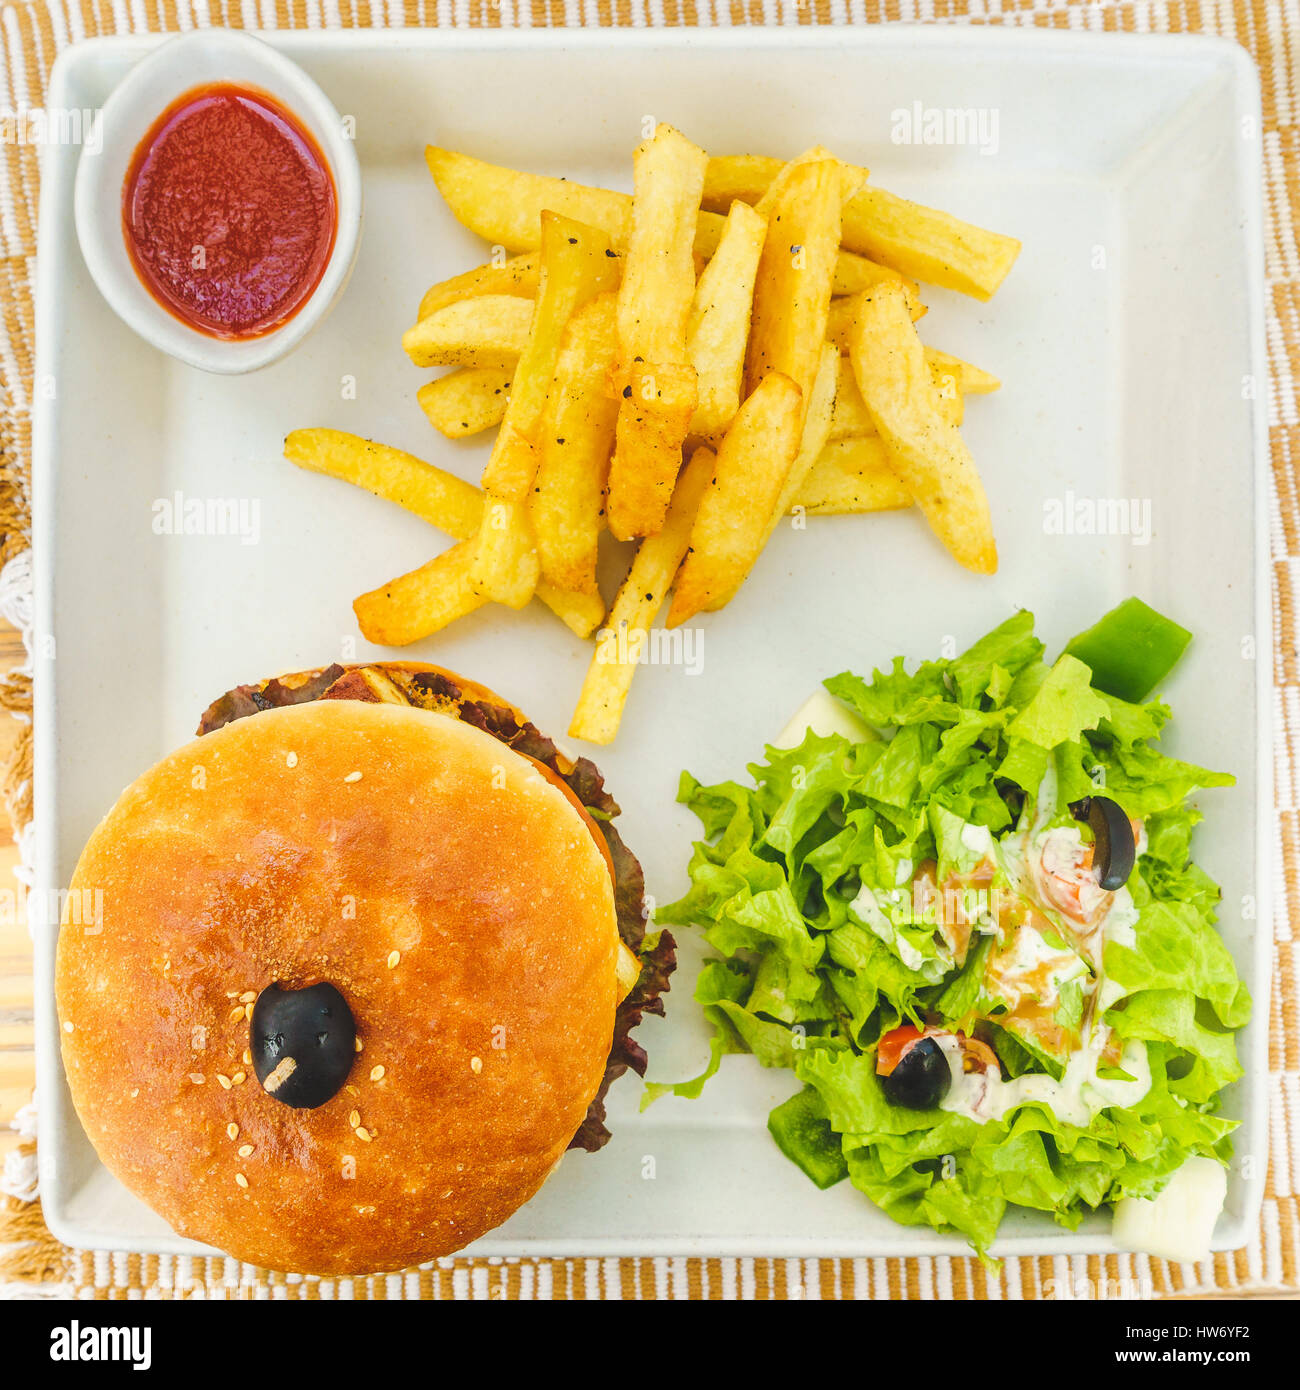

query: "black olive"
xmin=881 ymin=1037 xmax=952 ymax=1110
xmin=1069 ymin=795 xmax=1136 ymax=891
xmin=250 ymin=982 xmax=356 ymax=1109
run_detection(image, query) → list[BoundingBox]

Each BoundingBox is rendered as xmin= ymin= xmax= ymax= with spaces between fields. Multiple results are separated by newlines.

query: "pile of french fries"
xmin=287 ymin=128 xmax=1019 ymax=744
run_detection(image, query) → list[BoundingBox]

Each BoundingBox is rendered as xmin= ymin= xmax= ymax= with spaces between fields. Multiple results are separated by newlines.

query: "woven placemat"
xmin=0 ymin=0 xmax=1295 ymax=1300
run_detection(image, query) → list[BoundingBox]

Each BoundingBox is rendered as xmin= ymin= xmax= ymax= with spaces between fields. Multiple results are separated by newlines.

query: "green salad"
xmin=654 ymin=601 xmax=1249 ymax=1255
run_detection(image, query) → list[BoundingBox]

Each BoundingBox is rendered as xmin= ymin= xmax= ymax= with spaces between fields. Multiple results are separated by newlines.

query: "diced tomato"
xmin=1037 ymin=833 xmax=1102 ymax=925
xmin=875 ymin=1024 xmax=926 ymax=1076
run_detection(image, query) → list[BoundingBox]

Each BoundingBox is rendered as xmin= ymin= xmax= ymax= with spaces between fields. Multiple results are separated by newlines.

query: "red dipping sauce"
xmin=123 ymin=84 xmax=337 ymax=340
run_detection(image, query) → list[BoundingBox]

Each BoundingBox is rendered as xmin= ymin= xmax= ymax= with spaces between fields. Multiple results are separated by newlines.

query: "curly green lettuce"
xmin=652 ymin=610 xmax=1247 ymax=1255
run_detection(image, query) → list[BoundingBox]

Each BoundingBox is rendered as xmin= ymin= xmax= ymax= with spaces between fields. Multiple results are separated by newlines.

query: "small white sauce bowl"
xmin=74 ymin=30 xmax=362 ymax=374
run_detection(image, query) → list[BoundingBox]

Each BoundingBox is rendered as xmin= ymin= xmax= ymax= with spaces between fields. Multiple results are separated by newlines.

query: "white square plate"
xmin=33 ymin=26 xmax=1270 ymax=1263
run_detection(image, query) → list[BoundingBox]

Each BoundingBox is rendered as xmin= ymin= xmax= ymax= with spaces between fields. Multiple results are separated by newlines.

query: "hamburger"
xmin=55 ymin=662 xmax=674 ymax=1274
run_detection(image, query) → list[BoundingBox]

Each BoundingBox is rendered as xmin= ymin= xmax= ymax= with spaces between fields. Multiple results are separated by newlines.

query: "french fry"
xmin=471 ymin=497 xmax=540 ymax=609
xmin=829 ymin=254 xmax=923 ymax=299
xmin=285 ymin=429 xmax=483 ymax=536
xmin=417 ymin=368 xmax=512 ymax=438
xmin=354 ymin=540 xmax=487 ymax=646
xmin=770 ymin=342 xmax=839 ymax=533
xmin=530 ymin=293 xmax=620 ymax=594
xmin=830 ymin=355 xmax=875 ymax=439
xmin=606 ymin=124 xmax=707 ymax=539
xmin=668 ymin=373 xmax=804 ymax=626
xmin=926 ymin=348 xmax=1000 ymax=395
xmin=703 ymin=150 xmax=868 ymax=213
xmin=543 ymin=588 xmax=607 ymax=640
xmin=848 ymin=283 xmax=997 ymax=574
xmin=826 ymin=287 xmax=926 ymax=350
xmin=426 ymin=146 xmax=637 ymax=251
xmin=355 ymin=554 xmax=605 ymax=647
xmin=606 ymin=364 xmax=697 ymax=539
xmin=482 ymin=213 xmax=619 ymax=501
xmin=744 ymin=158 xmax=842 ymax=416
xmin=929 ymin=364 xmax=964 ymax=428
xmin=794 ymin=436 xmax=913 ymax=515
xmin=614 ymin=123 xmax=708 ymax=373
xmin=569 ymin=446 xmax=714 ymax=745
xmin=425 ymin=146 xmax=884 ymax=302
xmin=829 ymin=307 xmax=1000 ymax=400
xmin=701 ymin=154 xmax=785 ymax=212
xmin=752 ymin=146 xmax=865 ymax=219
xmin=284 ymin=429 xmax=603 ymax=638
xmin=473 ymin=213 xmax=619 ymax=607
xmin=427 ymin=143 xmax=717 ymax=258
xmin=417 ymin=253 xmax=540 ymax=323
xmin=401 ymin=295 xmax=533 ymax=368
xmin=840 ymin=185 xmax=1021 ymax=300
xmin=831 ymin=355 xmax=964 ymax=436
xmin=686 ymin=199 xmax=766 ymax=438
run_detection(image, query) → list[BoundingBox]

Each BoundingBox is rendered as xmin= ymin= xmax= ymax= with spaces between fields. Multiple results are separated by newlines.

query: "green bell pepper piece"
xmin=1063 ymin=598 xmax=1192 ymax=703
xmin=767 ymin=1087 xmax=849 ymax=1190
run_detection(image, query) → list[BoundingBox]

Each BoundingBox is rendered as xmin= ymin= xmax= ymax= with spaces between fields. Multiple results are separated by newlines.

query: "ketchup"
xmin=123 ymin=84 xmax=337 ymax=340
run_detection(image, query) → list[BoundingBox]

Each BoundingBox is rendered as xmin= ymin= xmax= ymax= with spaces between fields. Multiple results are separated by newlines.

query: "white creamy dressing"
xmin=850 ymin=882 xmax=936 ymax=976
xmin=959 ymin=822 xmax=999 ymax=863
xmin=1096 ymin=893 xmax=1140 ymax=1011
xmin=938 ymin=1025 xmax=1151 ymax=1129
xmin=934 ymin=772 xmax=1152 ymax=1128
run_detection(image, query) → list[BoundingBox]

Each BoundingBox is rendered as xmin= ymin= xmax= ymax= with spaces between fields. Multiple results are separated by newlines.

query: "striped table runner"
xmin=0 ymin=0 xmax=1295 ymax=1299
